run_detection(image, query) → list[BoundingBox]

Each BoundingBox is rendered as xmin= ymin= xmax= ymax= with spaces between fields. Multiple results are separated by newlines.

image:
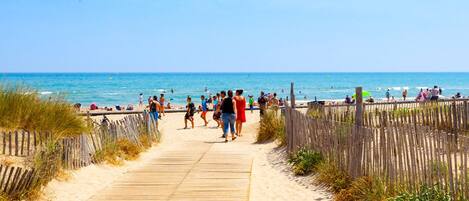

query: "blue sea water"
xmin=1 ymin=73 xmax=468 ymax=106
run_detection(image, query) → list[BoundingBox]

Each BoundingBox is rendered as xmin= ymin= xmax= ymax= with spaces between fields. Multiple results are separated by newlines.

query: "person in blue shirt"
xmin=200 ymin=95 xmax=208 ymax=126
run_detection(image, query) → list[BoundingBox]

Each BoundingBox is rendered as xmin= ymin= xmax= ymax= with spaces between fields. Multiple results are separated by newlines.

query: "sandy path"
xmin=43 ymin=111 xmax=331 ymax=201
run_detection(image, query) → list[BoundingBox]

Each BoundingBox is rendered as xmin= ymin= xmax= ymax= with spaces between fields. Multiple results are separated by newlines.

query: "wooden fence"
xmin=308 ymin=99 xmax=469 ymax=133
xmin=0 ymin=112 xmax=159 ymax=198
xmin=0 ymin=165 xmax=35 ymax=198
xmin=286 ymin=103 xmax=469 ymax=199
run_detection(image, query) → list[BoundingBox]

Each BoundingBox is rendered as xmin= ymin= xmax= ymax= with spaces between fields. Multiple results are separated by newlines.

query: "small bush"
xmin=316 ymin=161 xmax=351 ymax=193
xmin=288 ymin=147 xmax=323 ymax=175
xmin=390 ymin=185 xmax=452 ymax=201
xmin=257 ymin=109 xmax=285 ymax=144
xmin=335 ymin=176 xmax=388 ymax=201
xmin=139 ymin=134 xmax=152 ymax=149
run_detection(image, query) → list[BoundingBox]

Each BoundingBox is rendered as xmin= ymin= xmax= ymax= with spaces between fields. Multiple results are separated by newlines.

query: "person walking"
xmin=248 ymin=95 xmax=254 ymax=113
xmin=184 ymin=96 xmax=195 ymax=129
xmin=258 ymin=91 xmax=268 ymax=116
xmin=159 ymin=94 xmax=166 ymax=116
xmin=149 ymin=96 xmax=160 ymax=131
xmin=212 ymin=95 xmax=222 ymax=128
xmin=200 ymin=95 xmax=208 ymax=126
xmin=234 ymin=89 xmax=246 ymax=136
xmin=220 ymin=90 xmax=237 ymax=142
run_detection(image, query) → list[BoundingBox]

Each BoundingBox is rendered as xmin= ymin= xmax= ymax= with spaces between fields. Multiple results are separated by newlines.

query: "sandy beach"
xmin=41 ymin=110 xmax=331 ymax=201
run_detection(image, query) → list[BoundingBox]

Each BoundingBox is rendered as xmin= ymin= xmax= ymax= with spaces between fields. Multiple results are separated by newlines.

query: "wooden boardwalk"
xmin=90 ymin=139 xmax=253 ymax=201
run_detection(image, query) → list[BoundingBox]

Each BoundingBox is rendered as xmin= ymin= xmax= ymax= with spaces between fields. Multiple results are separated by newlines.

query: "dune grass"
xmin=0 ymin=85 xmax=88 ymax=138
xmin=257 ymin=109 xmax=285 ymax=145
xmin=0 ymin=84 xmax=88 ymax=200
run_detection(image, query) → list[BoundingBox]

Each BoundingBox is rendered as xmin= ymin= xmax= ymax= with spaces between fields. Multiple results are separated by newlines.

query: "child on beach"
xmin=184 ymin=96 xmax=195 ymax=129
xmin=200 ymin=95 xmax=208 ymax=126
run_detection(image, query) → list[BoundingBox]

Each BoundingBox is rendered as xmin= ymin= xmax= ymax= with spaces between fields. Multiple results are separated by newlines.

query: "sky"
xmin=1 ymin=0 xmax=469 ymax=72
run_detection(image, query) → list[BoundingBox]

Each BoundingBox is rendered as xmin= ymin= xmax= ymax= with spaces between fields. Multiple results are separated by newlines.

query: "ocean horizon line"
xmin=2 ymin=71 xmax=469 ymax=74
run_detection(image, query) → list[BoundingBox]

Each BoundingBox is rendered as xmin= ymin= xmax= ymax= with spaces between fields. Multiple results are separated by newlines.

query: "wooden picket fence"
xmin=0 ymin=165 xmax=36 ymax=198
xmin=0 ymin=112 xmax=159 ymax=198
xmin=286 ymin=99 xmax=469 ymax=199
xmin=308 ymin=99 xmax=469 ymax=133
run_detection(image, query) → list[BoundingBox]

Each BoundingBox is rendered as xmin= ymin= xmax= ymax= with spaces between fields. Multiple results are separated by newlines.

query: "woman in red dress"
xmin=234 ymin=89 xmax=246 ymax=136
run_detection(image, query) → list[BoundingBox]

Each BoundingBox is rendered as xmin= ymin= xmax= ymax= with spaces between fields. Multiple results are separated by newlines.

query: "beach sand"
xmin=42 ymin=110 xmax=331 ymax=201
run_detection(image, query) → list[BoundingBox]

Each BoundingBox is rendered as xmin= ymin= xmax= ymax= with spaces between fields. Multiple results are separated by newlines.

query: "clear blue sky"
xmin=1 ymin=0 xmax=468 ymax=72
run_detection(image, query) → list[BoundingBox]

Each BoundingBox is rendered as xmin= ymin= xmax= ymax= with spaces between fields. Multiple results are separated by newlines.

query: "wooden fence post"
xmin=353 ymin=87 xmax=364 ymax=178
xmin=290 ymin=82 xmax=296 ymax=109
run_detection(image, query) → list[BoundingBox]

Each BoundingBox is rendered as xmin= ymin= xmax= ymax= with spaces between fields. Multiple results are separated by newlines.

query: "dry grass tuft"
xmin=335 ymin=176 xmax=388 ymax=201
xmin=257 ymin=109 xmax=285 ymax=144
xmin=0 ymin=84 xmax=88 ymax=139
xmin=315 ymin=161 xmax=351 ymax=193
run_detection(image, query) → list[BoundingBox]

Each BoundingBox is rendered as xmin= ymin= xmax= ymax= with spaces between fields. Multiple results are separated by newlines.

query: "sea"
xmin=1 ymin=73 xmax=468 ymax=106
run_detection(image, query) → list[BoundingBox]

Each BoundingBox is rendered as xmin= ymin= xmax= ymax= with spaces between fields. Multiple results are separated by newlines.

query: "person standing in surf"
xmin=220 ymin=90 xmax=237 ymax=142
xmin=234 ymin=89 xmax=246 ymax=136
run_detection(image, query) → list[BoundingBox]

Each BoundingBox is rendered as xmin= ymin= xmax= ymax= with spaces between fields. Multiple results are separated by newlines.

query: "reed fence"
xmin=0 ymin=111 xmax=159 ymax=198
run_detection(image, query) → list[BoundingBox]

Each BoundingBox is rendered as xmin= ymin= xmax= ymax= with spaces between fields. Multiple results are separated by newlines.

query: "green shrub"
xmin=390 ymin=185 xmax=452 ymax=201
xmin=288 ymin=147 xmax=323 ymax=175
xmin=257 ymin=109 xmax=285 ymax=144
xmin=335 ymin=176 xmax=388 ymax=201
xmin=316 ymin=161 xmax=351 ymax=193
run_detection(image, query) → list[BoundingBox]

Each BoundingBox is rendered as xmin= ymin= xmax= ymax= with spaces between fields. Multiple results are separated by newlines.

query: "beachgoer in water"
xmin=431 ymin=86 xmax=440 ymax=101
xmin=248 ymin=95 xmax=254 ymax=113
xmin=221 ymin=90 xmax=237 ymax=142
xmin=258 ymin=91 xmax=268 ymax=116
xmin=385 ymin=89 xmax=391 ymax=102
xmin=200 ymin=95 xmax=208 ymax=126
xmin=159 ymin=94 xmax=166 ymax=116
xmin=139 ymin=93 xmax=143 ymax=107
xmin=171 ymin=88 xmax=174 ymax=93
xmin=234 ymin=89 xmax=246 ymax=136
xmin=149 ymin=96 xmax=160 ymax=130
xmin=184 ymin=96 xmax=195 ymax=129
xmin=402 ymin=89 xmax=408 ymax=101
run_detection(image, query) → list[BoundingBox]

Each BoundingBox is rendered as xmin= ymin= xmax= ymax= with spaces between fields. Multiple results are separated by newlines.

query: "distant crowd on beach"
xmin=146 ymin=89 xmax=282 ymax=143
xmin=343 ymin=85 xmax=465 ymax=104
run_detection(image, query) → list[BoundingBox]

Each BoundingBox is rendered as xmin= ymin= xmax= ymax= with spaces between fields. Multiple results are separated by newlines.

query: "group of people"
xmin=183 ymin=90 xmax=247 ymax=142
xmin=143 ymin=89 xmax=283 ymax=143
xmin=343 ymin=85 xmax=465 ymax=104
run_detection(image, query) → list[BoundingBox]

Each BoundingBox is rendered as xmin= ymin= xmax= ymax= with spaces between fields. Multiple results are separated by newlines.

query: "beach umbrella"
xmin=352 ymin=90 xmax=371 ymax=98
